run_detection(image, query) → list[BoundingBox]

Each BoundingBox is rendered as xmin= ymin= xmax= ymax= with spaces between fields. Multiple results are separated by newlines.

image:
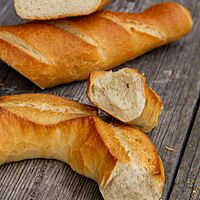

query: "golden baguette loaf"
xmin=0 ymin=2 xmax=192 ymax=89
xmin=87 ymin=68 xmax=163 ymax=132
xmin=14 ymin=0 xmax=109 ymax=20
xmin=0 ymin=94 xmax=164 ymax=200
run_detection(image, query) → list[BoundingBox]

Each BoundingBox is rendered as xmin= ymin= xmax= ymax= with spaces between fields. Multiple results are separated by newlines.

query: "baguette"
xmin=0 ymin=94 xmax=164 ymax=200
xmin=87 ymin=68 xmax=163 ymax=132
xmin=14 ymin=0 xmax=109 ymax=20
xmin=0 ymin=2 xmax=192 ymax=89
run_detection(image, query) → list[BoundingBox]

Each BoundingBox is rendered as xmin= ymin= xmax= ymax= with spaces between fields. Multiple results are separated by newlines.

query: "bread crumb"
xmin=165 ymin=146 xmax=175 ymax=151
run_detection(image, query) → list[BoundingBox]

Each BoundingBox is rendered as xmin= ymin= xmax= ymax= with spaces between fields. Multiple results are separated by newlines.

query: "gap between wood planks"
xmin=0 ymin=64 xmax=11 ymax=89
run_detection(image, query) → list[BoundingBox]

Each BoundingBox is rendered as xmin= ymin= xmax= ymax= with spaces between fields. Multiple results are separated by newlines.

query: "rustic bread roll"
xmin=0 ymin=2 xmax=192 ymax=89
xmin=0 ymin=3 xmax=192 ymax=88
xmin=0 ymin=94 xmax=165 ymax=200
xmin=14 ymin=0 xmax=109 ymax=20
xmin=87 ymin=68 xmax=163 ymax=132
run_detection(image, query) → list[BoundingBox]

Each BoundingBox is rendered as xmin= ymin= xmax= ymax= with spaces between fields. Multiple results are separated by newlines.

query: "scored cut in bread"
xmin=87 ymin=68 xmax=163 ymax=132
xmin=0 ymin=93 xmax=165 ymax=200
xmin=14 ymin=0 xmax=109 ymax=20
xmin=0 ymin=2 xmax=193 ymax=89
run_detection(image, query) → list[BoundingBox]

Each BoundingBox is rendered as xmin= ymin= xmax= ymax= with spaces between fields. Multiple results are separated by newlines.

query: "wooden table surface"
xmin=0 ymin=0 xmax=199 ymax=199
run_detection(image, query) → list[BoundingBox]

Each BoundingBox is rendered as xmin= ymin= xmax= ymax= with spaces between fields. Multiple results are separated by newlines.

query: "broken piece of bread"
xmin=0 ymin=93 xmax=164 ymax=200
xmin=14 ymin=0 xmax=109 ymax=20
xmin=87 ymin=68 xmax=163 ymax=132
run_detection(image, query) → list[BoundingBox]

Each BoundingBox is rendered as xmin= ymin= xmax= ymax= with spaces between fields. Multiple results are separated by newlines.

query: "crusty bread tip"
xmin=0 ymin=93 xmax=165 ymax=200
xmin=14 ymin=0 xmax=109 ymax=20
xmin=0 ymin=2 xmax=192 ymax=89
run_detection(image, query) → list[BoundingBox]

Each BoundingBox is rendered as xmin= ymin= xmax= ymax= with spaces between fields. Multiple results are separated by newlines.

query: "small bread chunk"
xmin=87 ymin=68 xmax=163 ymax=132
xmin=14 ymin=0 xmax=109 ymax=20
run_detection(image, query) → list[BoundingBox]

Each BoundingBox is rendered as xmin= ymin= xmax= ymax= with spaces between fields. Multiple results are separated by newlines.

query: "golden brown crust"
xmin=0 ymin=107 xmax=116 ymax=184
xmin=0 ymin=24 xmax=103 ymax=88
xmin=0 ymin=93 xmax=97 ymax=114
xmin=115 ymin=124 xmax=163 ymax=175
xmin=0 ymin=94 xmax=164 ymax=199
xmin=131 ymin=86 xmax=163 ymax=132
xmin=101 ymin=2 xmax=192 ymax=41
xmin=0 ymin=94 xmax=116 ymax=185
xmin=93 ymin=117 xmax=130 ymax=163
xmin=15 ymin=0 xmax=109 ymax=20
xmin=0 ymin=2 xmax=193 ymax=89
xmin=0 ymin=93 xmax=98 ymax=125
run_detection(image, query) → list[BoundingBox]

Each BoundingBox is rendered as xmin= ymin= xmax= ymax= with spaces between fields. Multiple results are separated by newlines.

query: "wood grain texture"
xmin=0 ymin=0 xmax=200 ymax=200
xmin=170 ymin=107 xmax=200 ymax=200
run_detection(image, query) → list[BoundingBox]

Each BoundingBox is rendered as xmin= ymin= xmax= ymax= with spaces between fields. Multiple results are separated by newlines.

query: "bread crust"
xmin=131 ymin=86 xmax=163 ymax=132
xmin=87 ymin=68 xmax=163 ymax=132
xmin=0 ymin=2 xmax=193 ymax=89
xmin=0 ymin=94 xmax=164 ymax=199
xmin=14 ymin=0 xmax=109 ymax=20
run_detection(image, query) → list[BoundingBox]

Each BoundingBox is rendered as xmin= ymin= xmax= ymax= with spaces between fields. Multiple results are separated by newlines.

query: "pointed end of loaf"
xmin=144 ymin=2 xmax=193 ymax=41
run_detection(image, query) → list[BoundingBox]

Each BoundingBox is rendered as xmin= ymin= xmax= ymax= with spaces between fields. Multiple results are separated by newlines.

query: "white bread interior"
xmin=87 ymin=68 xmax=163 ymax=132
xmin=88 ymin=68 xmax=146 ymax=122
xmin=14 ymin=0 xmax=108 ymax=20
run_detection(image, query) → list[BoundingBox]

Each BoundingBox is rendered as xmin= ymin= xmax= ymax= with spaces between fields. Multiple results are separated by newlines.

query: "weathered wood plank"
xmin=0 ymin=160 xmax=103 ymax=200
xmin=0 ymin=0 xmax=199 ymax=200
xmin=0 ymin=0 xmax=27 ymax=25
xmin=170 ymin=105 xmax=200 ymax=200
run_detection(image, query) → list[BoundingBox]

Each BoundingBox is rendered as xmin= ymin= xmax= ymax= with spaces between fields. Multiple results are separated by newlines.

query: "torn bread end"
xmin=87 ymin=68 xmax=163 ymax=132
